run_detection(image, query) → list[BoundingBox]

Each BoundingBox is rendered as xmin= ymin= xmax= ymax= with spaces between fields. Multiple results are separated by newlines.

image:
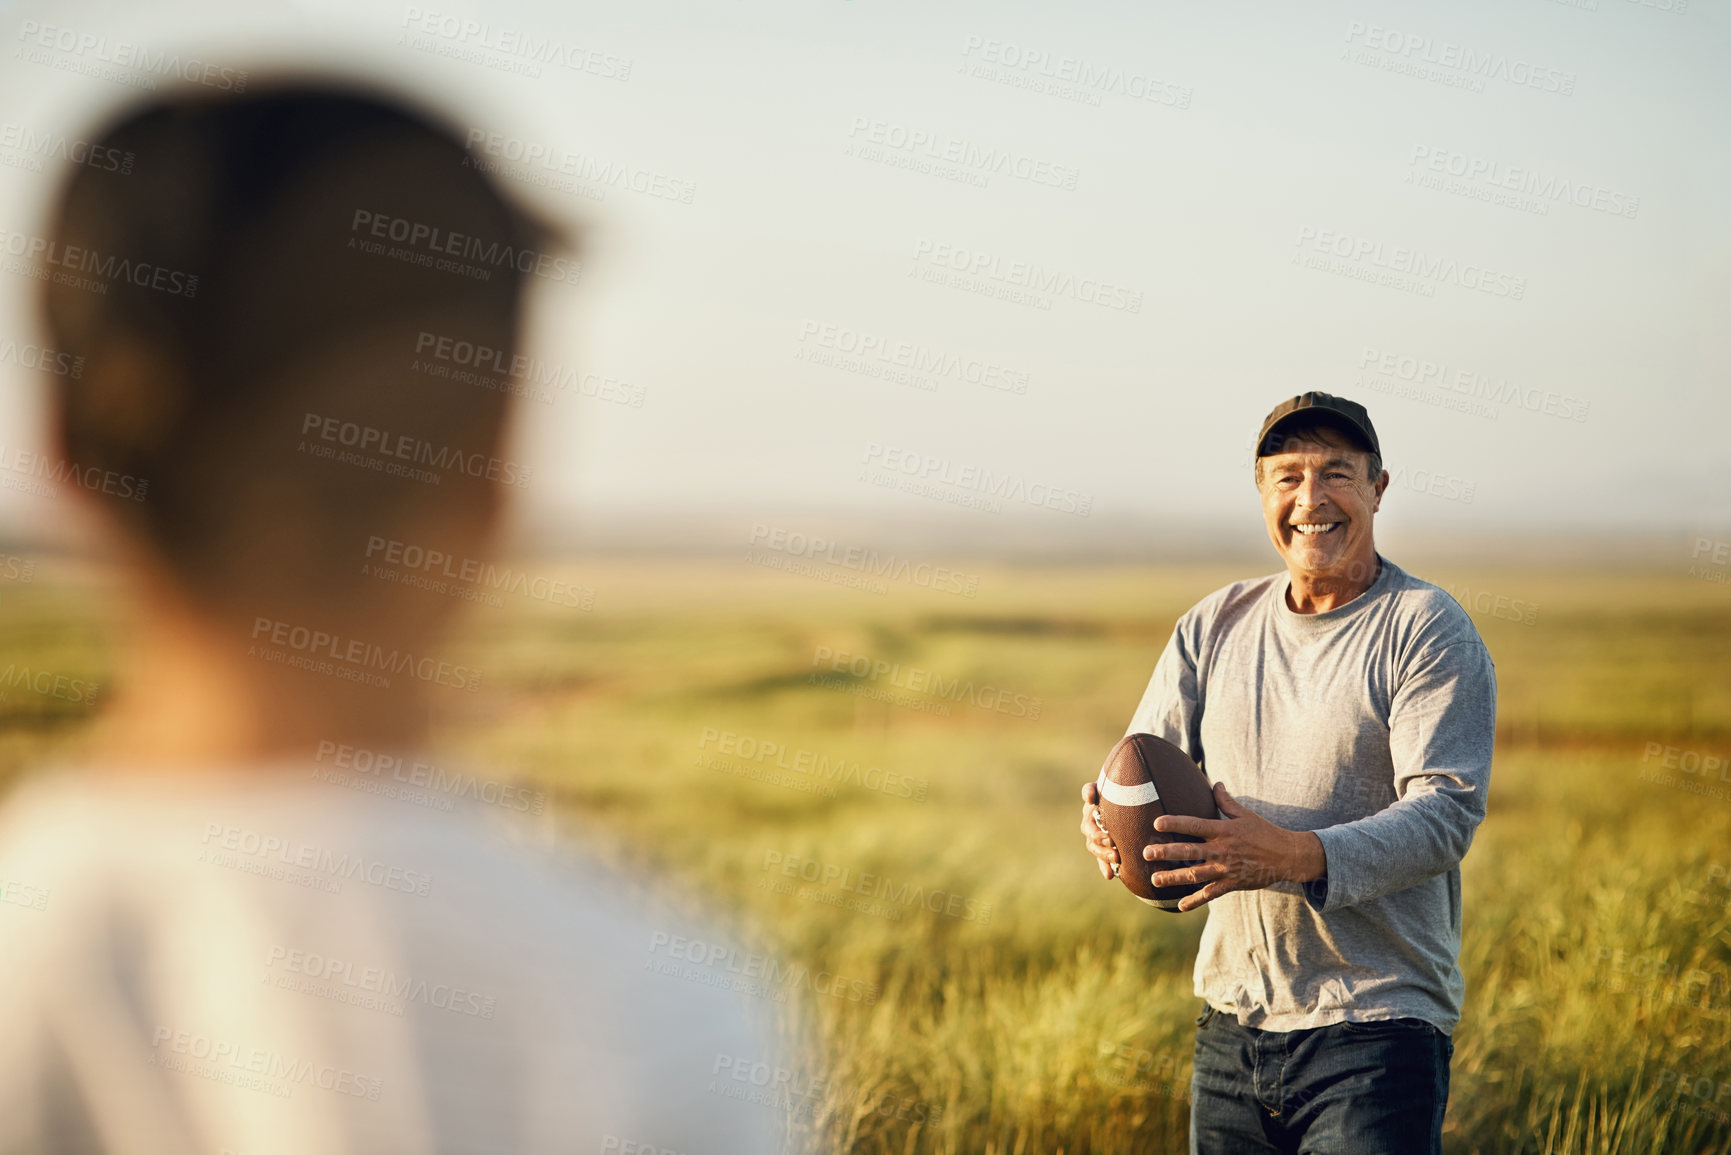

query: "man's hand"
xmin=1079 ymin=783 xmax=1120 ymax=881
xmin=1146 ymin=783 xmax=1327 ymax=912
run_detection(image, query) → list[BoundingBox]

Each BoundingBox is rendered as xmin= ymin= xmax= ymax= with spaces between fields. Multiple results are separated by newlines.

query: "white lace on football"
xmin=1096 ymin=771 xmax=1160 ymax=807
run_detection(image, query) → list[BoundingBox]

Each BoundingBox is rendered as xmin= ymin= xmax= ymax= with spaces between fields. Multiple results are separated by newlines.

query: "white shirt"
xmin=0 ymin=760 xmax=787 ymax=1154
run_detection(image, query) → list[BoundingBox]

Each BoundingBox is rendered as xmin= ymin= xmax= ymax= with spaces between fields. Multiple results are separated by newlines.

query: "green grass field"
xmin=3 ymin=556 xmax=1729 ymax=1154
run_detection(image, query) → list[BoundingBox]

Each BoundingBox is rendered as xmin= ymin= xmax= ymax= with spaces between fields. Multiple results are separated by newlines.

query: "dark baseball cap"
xmin=1255 ymin=392 xmax=1381 ymax=459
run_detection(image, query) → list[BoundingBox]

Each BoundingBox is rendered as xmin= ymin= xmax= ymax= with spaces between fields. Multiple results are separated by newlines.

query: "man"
xmin=0 ymin=86 xmax=783 ymax=1153
xmin=1079 ymin=393 xmax=1496 ymax=1154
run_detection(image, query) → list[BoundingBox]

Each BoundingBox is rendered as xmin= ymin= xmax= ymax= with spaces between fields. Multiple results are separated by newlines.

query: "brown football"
xmin=1094 ymin=733 xmax=1220 ymax=912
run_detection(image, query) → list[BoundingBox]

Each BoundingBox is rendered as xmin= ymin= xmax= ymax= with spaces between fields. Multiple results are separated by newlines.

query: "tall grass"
xmin=3 ymin=559 xmax=1727 ymax=1152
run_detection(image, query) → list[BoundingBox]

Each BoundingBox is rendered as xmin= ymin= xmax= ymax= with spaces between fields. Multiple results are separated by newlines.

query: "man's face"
xmin=1257 ymin=436 xmax=1388 ymax=582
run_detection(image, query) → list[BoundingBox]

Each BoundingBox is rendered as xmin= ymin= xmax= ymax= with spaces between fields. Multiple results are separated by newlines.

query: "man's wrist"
xmin=1287 ymin=830 xmax=1327 ymax=883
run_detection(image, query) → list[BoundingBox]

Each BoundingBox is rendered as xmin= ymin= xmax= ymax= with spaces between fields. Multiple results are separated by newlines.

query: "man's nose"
xmin=1294 ymin=474 xmax=1327 ymax=509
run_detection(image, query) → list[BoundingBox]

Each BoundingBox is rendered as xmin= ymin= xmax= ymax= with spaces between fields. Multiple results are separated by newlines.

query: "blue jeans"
xmin=1189 ymin=1003 xmax=1453 ymax=1155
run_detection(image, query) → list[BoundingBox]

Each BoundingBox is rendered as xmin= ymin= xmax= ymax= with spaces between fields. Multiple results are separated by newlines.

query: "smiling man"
xmin=1079 ymin=392 xmax=1496 ymax=1155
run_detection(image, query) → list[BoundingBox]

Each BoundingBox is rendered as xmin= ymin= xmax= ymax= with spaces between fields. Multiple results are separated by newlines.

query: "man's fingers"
xmin=1177 ymin=879 xmax=1235 ymax=912
xmin=1149 ymin=862 xmax=1218 ymax=893
xmin=1153 ymin=814 xmax=1228 ymax=838
xmin=1144 ymin=839 xmax=1215 ymax=862
xmin=1079 ymin=790 xmax=1121 ymax=881
xmin=1152 ymin=862 xmax=1226 ymax=889
xmin=1090 ymin=810 xmax=1118 ymax=852
xmin=1082 ymin=823 xmax=1119 ymax=871
xmin=1079 ymin=805 xmax=1104 ymax=838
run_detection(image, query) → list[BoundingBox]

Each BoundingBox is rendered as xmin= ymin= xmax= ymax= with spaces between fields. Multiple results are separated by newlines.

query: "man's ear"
xmin=1371 ymin=469 xmax=1390 ymax=513
xmin=55 ymin=341 xmax=187 ymax=464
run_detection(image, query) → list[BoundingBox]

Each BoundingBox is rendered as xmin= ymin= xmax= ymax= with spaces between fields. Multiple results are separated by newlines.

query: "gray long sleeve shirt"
xmin=1125 ymin=555 xmax=1496 ymax=1034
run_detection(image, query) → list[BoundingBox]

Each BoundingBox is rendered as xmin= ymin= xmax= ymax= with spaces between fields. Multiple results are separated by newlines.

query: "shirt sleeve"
xmin=1306 ymin=638 xmax=1497 ymax=913
xmin=0 ymin=848 xmax=208 ymax=1155
xmin=1124 ymin=616 xmax=1206 ymax=771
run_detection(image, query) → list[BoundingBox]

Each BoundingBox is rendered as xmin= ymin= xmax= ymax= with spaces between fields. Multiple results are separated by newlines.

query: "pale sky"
xmin=0 ymin=0 xmax=1725 ymax=552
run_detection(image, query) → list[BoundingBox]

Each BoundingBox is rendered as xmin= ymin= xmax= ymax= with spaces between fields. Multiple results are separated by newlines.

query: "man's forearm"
xmin=1306 ymin=789 xmax=1484 ymax=911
